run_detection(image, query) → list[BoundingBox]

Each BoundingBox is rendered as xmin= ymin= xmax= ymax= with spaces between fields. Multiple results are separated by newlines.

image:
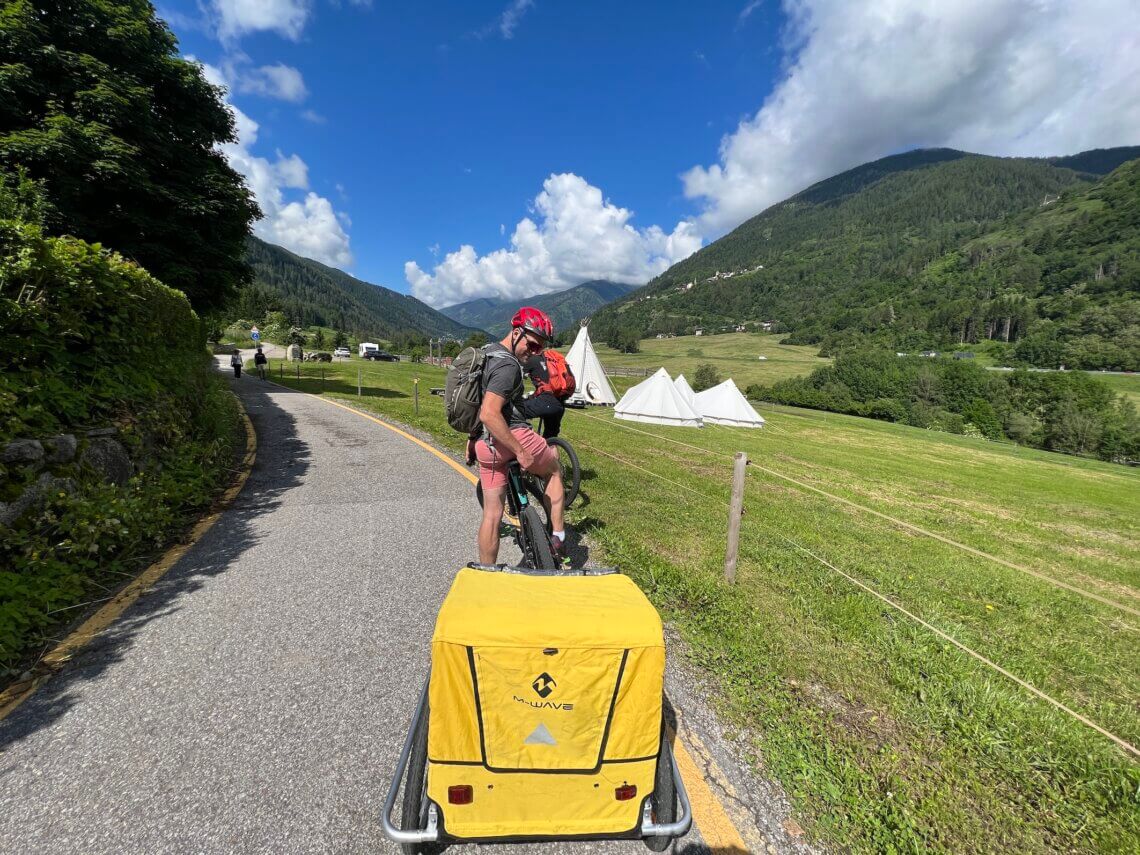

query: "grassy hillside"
xmin=590 ymin=331 xmax=829 ymax=389
xmin=440 ymin=280 xmax=637 ymax=338
xmin=590 ymin=147 xmax=1140 ymax=364
xmin=270 ymin=356 xmax=1139 ymax=853
xmin=224 ymin=237 xmax=479 ymax=340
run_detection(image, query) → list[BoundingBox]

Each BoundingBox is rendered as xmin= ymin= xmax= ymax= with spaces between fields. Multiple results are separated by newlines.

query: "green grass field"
xmin=269 ymin=355 xmax=1139 ymax=854
xmin=590 ymin=331 xmax=829 ymax=388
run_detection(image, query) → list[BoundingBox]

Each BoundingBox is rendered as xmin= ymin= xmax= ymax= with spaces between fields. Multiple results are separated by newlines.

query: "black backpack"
xmin=444 ymin=345 xmax=519 ymax=434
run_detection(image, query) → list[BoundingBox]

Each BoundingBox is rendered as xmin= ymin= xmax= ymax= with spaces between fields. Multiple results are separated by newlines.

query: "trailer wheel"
xmin=400 ymin=698 xmax=432 ymax=855
xmin=644 ymin=727 xmax=677 ymax=851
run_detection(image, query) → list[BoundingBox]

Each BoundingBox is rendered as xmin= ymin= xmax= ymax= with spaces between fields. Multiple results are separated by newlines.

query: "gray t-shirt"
xmin=480 ymin=343 xmax=527 ymax=429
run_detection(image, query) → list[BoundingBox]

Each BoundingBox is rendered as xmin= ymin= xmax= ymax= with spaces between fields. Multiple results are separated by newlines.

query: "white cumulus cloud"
xmin=233 ymin=61 xmax=308 ymax=102
xmin=405 ymin=173 xmax=700 ymax=307
xmin=210 ymin=0 xmax=312 ymax=41
xmin=197 ymin=60 xmax=352 ymax=267
xmin=685 ymin=0 xmax=1140 ymax=235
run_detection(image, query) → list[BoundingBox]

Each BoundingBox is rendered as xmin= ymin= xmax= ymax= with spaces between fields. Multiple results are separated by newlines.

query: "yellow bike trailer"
xmin=381 ymin=564 xmax=692 ymax=852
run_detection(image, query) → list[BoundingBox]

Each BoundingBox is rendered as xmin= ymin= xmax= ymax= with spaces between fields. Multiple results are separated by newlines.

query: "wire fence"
xmin=575 ymin=411 xmax=1140 ymax=761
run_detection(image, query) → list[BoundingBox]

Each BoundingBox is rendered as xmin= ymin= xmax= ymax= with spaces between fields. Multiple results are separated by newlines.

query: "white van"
xmin=359 ymin=342 xmax=379 ymax=357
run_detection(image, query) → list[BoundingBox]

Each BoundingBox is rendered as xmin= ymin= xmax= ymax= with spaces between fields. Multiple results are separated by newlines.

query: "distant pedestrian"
xmin=254 ymin=347 xmax=268 ymax=380
xmin=230 ymin=351 xmax=242 ymax=378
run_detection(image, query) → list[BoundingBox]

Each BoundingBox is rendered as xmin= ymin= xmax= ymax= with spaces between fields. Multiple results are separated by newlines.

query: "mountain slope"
xmin=441 ymin=280 xmax=637 ymax=337
xmin=590 ymin=146 xmax=1140 ymax=355
xmin=227 ymin=237 xmax=480 ymax=339
xmin=915 ymin=157 xmax=1140 ymax=369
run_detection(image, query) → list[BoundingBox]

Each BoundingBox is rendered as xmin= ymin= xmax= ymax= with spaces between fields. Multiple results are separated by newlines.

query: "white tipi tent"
xmin=673 ymin=374 xmax=697 ymax=410
xmin=693 ymin=378 xmax=766 ymax=428
xmin=565 ymin=326 xmax=616 ymax=405
xmin=615 ymin=368 xmax=703 ymax=427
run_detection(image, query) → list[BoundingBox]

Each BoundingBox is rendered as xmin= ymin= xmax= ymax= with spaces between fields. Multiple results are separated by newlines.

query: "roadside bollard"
xmin=279 ymin=362 xmax=282 ymax=378
xmin=321 ymin=367 xmax=325 ymax=390
xmin=414 ymin=378 xmax=420 ymax=415
xmin=296 ymin=363 xmax=300 ymax=381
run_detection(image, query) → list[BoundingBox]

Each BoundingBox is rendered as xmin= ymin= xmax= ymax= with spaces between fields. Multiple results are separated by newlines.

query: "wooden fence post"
xmin=295 ymin=363 xmax=299 ymax=381
xmin=358 ymin=366 xmax=362 ymax=397
xmin=725 ymin=452 xmax=748 ymax=583
xmin=414 ymin=378 xmax=420 ymax=415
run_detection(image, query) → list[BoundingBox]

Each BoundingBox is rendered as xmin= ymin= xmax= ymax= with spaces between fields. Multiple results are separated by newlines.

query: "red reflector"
xmin=448 ymin=785 xmax=473 ymax=805
xmin=614 ymin=784 xmax=637 ymax=801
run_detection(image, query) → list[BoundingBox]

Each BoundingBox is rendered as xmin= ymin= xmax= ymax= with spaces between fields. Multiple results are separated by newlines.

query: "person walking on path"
xmin=465 ymin=307 xmax=569 ymax=567
xmin=254 ymin=347 xmax=268 ymax=380
xmin=230 ymin=351 xmax=243 ymax=378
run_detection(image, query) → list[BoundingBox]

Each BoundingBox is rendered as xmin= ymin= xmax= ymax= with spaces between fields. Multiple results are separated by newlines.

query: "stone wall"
xmin=0 ymin=428 xmax=135 ymax=527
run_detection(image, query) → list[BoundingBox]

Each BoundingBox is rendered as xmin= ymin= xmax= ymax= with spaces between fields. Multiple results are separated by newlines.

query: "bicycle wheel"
xmin=520 ymin=505 xmax=556 ymax=569
xmin=400 ymin=698 xmax=432 ymax=855
xmin=644 ymin=725 xmax=677 ymax=851
xmin=547 ymin=437 xmax=581 ymax=508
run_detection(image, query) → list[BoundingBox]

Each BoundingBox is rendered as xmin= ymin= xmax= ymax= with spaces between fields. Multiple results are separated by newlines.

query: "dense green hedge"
xmin=0 ymin=219 xmax=204 ymax=443
xmin=1 ymin=216 xmax=240 ymax=675
xmin=749 ymin=350 xmax=1140 ymax=463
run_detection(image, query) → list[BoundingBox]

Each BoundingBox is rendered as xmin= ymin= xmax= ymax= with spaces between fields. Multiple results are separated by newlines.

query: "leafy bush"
xmin=1 ymin=220 xmax=201 ymax=443
xmin=693 ymin=363 xmax=720 ymax=392
xmin=0 ymin=213 xmax=240 ymax=673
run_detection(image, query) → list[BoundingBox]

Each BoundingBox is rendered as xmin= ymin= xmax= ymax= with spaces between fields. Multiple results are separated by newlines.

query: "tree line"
xmin=749 ymin=350 xmax=1139 ymax=464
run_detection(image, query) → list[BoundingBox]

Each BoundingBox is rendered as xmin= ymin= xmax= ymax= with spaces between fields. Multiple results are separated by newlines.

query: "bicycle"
xmin=474 ymin=460 xmax=557 ymax=570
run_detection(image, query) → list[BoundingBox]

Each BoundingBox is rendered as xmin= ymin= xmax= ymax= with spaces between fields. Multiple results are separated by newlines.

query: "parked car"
xmin=333 ymin=347 xmax=351 ymax=358
xmin=364 ymin=350 xmax=399 ymax=362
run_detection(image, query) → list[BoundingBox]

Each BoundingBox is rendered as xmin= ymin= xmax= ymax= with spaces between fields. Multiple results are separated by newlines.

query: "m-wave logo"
xmin=532 ymin=672 xmax=556 ymax=698
xmin=513 ymin=695 xmax=574 ymax=711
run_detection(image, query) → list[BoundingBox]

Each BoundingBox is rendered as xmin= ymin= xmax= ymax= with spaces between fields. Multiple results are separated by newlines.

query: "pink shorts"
xmin=475 ymin=427 xmax=557 ymax=492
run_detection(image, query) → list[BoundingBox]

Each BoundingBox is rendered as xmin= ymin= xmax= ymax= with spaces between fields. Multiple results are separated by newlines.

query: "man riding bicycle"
xmin=465 ymin=307 xmax=570 ymax=568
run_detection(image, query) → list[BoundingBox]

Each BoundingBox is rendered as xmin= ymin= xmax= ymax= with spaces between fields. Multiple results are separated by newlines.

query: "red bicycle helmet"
xmin=510 ymin=306 xmax=554 ymax=342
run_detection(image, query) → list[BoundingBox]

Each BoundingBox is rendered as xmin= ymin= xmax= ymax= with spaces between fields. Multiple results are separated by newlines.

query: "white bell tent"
xmin=673 ymin=374 xmax=697 ymax=410
xmin=693 ymin=378 xmax=766 ymax=428
xmin=565 ymin=326 xmax=617 ymax=406
xmin=615 ymin=368 xmax=703 ymax=427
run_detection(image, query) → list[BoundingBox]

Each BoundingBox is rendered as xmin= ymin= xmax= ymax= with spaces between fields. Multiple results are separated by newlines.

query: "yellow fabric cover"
xmin=432 ymin=568 xmax=664 ymax=649
xmin=427 ymin=568 xmax=665 ymax=838
xmin=427 ymin=760 xmax=657 ymax=839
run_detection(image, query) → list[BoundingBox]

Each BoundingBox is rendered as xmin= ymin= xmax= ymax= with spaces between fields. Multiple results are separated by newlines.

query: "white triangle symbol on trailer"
xmin=524 ymin=722 xmax=558 ymax=745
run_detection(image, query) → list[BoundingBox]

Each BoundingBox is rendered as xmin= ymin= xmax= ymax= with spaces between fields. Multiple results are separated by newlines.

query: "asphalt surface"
xmin=0 ymin=357 xmax=757 ymax=854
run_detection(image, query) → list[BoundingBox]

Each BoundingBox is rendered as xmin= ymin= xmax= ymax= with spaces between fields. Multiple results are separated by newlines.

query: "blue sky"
xmin=161 ymin=1 xmax=1139 ymax=308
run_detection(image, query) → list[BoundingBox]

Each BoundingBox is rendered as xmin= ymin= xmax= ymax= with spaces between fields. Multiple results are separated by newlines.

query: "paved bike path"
xmin=0 ymin=362 xmax=725 ymax=853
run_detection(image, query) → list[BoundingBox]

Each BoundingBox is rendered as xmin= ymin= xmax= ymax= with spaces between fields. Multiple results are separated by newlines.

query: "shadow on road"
xmin=261 ymin=370 xmax=407 ymax=400
xmin=0 ymin=372 xmax=310 ymax=750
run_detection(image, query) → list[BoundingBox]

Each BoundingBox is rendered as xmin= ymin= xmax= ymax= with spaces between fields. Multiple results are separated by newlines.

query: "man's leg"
xmin=478 ymin=487 xmax=506 ymax=564
xmin=543 ymin=467 xmax=565 ymax=534
xmin=523 ymin=433 xmax=565 ymax=534
xmin=542 ymin=407 xmax=563 ymax=439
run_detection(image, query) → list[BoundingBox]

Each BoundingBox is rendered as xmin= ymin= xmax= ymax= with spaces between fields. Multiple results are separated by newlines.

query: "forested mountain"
xmin=916 ymin=158 xmax=1140 ymax=369
xmin=225 ymin=237 xmax=480 ymax=340
xmin=440 ymin=280 xmax=637 ymax=337
xmin=590 ymin=146 xmax=1140 ymax=368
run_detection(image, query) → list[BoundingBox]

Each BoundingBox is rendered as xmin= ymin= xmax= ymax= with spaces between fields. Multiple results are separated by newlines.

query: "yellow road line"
xmin=0 ymin=399 xmax=257 ymax=723
xmin=672 ymin=733 xmax=750 ymax=853
xmin=305 ymin=392 xmax=750 ymax=851
xmin=319 ymin=396 xmax=477 ymax=485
